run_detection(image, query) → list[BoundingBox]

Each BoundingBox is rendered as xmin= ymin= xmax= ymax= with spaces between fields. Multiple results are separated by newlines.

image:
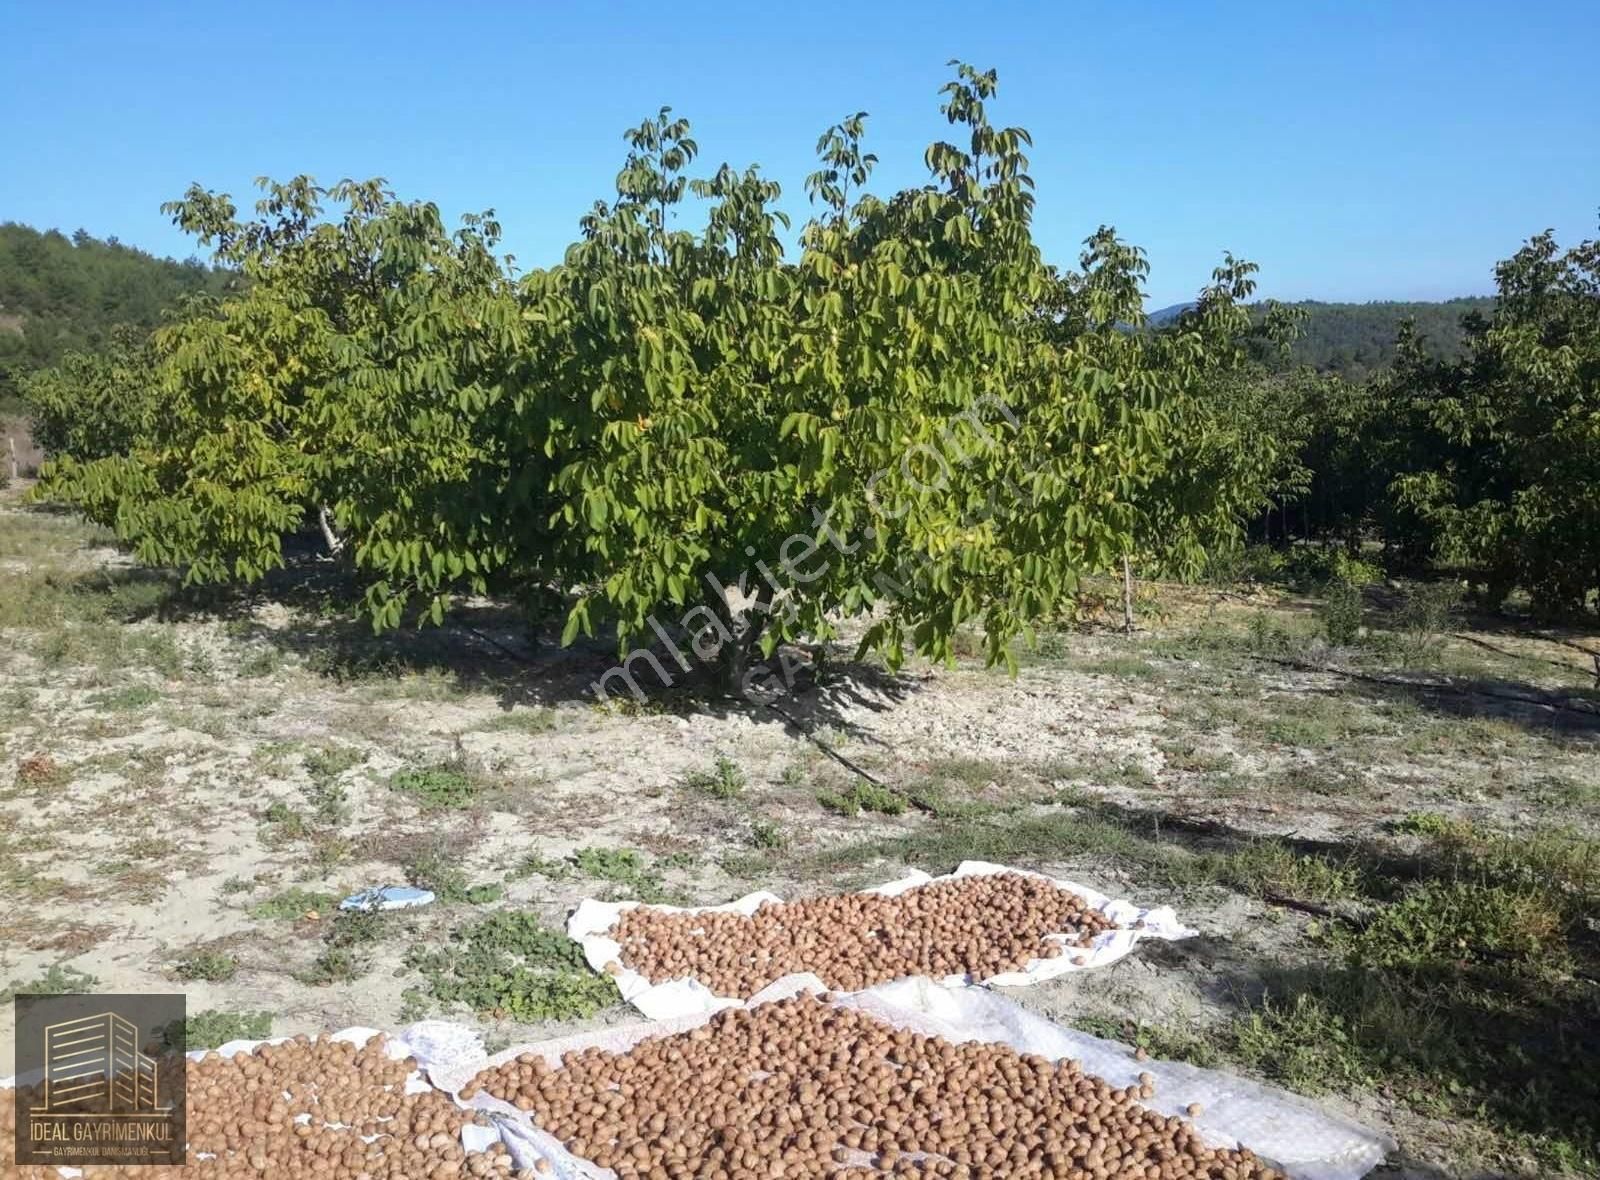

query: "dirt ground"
xmin=2 ymin=493 xmax=1597 ymax=1179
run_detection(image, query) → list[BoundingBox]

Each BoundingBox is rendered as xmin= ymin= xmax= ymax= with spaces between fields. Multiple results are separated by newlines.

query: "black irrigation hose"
xmin=451 ymin=620 xmax=538 ymax=666
xmin=1449 ymin=631 xmax=1600 ymax=685
xmin=758 ymin=698 xmax=937 ymax=814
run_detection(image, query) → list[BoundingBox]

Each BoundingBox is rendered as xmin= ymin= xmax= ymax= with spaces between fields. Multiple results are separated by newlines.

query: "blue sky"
xmin=4 ymin=1 xmax=1595 ymax=307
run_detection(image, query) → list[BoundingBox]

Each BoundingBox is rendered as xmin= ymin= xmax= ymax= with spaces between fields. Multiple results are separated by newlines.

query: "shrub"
xmin=404 ymin=846 xmax=471 ymax=902
xmin=1284 ymin=547 xmax=1382 ymax=592
xmin=1392 ymin=580 xmax=1462 ymax=659
xmin=1321 ymin=578 xmax=1364 ymax=645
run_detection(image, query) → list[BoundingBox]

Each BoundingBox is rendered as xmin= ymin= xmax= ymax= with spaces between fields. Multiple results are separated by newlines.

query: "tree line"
xmin=16 ymin=64 xmax=1600 ymax=688
xmin=0 ymin=222 xmax=233 ymax=408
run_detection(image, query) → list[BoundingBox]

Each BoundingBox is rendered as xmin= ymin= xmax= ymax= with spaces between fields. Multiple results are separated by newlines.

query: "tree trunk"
xmin=317 ymin=505 xmax=346 ymax=559
xmin=1121 ymin=554 xmax=1135 ymax=635
xmin=715 ymin=579 xmax=774 ymax=698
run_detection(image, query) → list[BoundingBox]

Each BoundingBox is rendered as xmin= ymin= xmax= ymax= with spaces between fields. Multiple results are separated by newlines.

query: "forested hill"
xmin=1272 ymin=297 xmax=1494 ymax=378
xmin=0 ymin=222 xmax=233 ymax=403
xmin=1150 ymin=296 xmax=1496 ymax=379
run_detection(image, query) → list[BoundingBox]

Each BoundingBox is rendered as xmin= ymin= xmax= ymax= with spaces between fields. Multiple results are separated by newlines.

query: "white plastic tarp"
xmin=423 ymin=975 xmax=1390 ymax=1180
xmin=1 ymin=980 xmax=1390 ymax=1180
xmin=1 ymin=1027 xmax=430 ymax=1179
xmin=568 ymin=860 xmax=1198 ymax=1020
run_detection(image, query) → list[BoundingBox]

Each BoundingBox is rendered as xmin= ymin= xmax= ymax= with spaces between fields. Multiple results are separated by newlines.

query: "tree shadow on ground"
xmin=1354 ymin=670 xmax=1600 ymax=738
xmin=105 ymin=551 xmax=923 ymax=734
xmin=1213 ymin=959 xmax=1599 ymax=1178
xmin=1237 ymin=634 xmax=1600 ymax=738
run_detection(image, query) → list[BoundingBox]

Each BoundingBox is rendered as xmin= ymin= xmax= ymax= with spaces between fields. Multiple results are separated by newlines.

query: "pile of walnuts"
xmin=611 ymin=872 xmax=1119 ymax=996
xmin=1 ymin=1034 xmax=541 ymax=1179
xmin=470 ymin=992 xmax=1284 ymax=1180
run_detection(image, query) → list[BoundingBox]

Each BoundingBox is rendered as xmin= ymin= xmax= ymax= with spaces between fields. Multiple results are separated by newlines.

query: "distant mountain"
xmin=1146 ymin=301 xmax=1194 ymax=326
xmin=1143 ymin=296 xmax=1495 ymax=379
xmin=1269 ymin=297 xmax=1493 ymax=379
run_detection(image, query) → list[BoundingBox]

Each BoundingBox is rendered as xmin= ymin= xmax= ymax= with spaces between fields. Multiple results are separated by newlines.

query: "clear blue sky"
xmin=4 ymin=0 xmax=1595 ymax=308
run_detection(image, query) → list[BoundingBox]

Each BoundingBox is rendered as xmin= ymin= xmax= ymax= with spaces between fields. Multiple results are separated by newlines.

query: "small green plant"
xmin=478 ymin=708 xmax=558 ymax=735
xmin=162 ymin=1009 xmax=272 ymax=1051
xmin=572 ymin=846 xmax=645 ymax=881
xmin=300 ymin=946 xmax=364 ymax=986
xmin=1263 ymin=711 xmax=1340 ymax=750
xmin=173 ymin=950 xmax=237 ymax=982
xmin=405 ymin=846 xmax=472 ymax=902
xmin=1280 ymin=762 xmax=1360 ymax=797
xmin=683 ymin=755 xmax=746 ymax=800
xmin=748 ymin=820 xmax=788 ymax=850
xmin=260 ymin=801 xmax=309 ymax=841
xmin=1394 ymin=810 xmax=1460 ymax=837
xmin=817 ymin=781 xmax=906 ymax=818
xmin=404 ymin=911 xmax=616 ymax=1022
xmin=1231 ymin=991 xmax=1370 ymax=1095
xmin=567 ymin=846 xmax=687 ymax=904
xmin=1070 ymin=1015 xmax=1219 ymax=1069
xmin=323 ymin=909 xmax=392 ymax=949
xmin=390 ymin=761 xmax=478 ymax=810
xmin=508 ymin=852 xmax=571 ymax=880
xmin=1157 ymin=741 xmax=1234 ymax=775
xmin=1339 ymin=880 xmax=1562 ymax=967
xmin=1283 ymin=548 xmax=1382 ymax=593
xmin=248 ymin=887 xmax=337 ymax=920
xmin=303 ymin=745 xmax=361 ymax=823
xmin=237 ymin=646 xmax=282 ymax=678
xmin=815 ymin=789 xmax=857 ymax=816
xmin=0 ymin=964 xmax=99 ymax=1001
xmin=89 ymin=683 xmax=161 ymax=712
xmin=295 ymin=910 xmax=393 ymax=986
xmin=1205 ymin=543 xmax=1283 ymax=586
xmin=1075 ymin=655 xmax=1158 ymax=679
xmin=1200 ymin=839 xmax=1364 ymax=903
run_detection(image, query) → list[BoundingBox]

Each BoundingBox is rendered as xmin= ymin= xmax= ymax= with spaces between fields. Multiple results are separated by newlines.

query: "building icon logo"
xmin=45 ymin=1012 xmax=161 ymax=1114
xmin=12 ymin=992 xmax=186 ymax=1167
